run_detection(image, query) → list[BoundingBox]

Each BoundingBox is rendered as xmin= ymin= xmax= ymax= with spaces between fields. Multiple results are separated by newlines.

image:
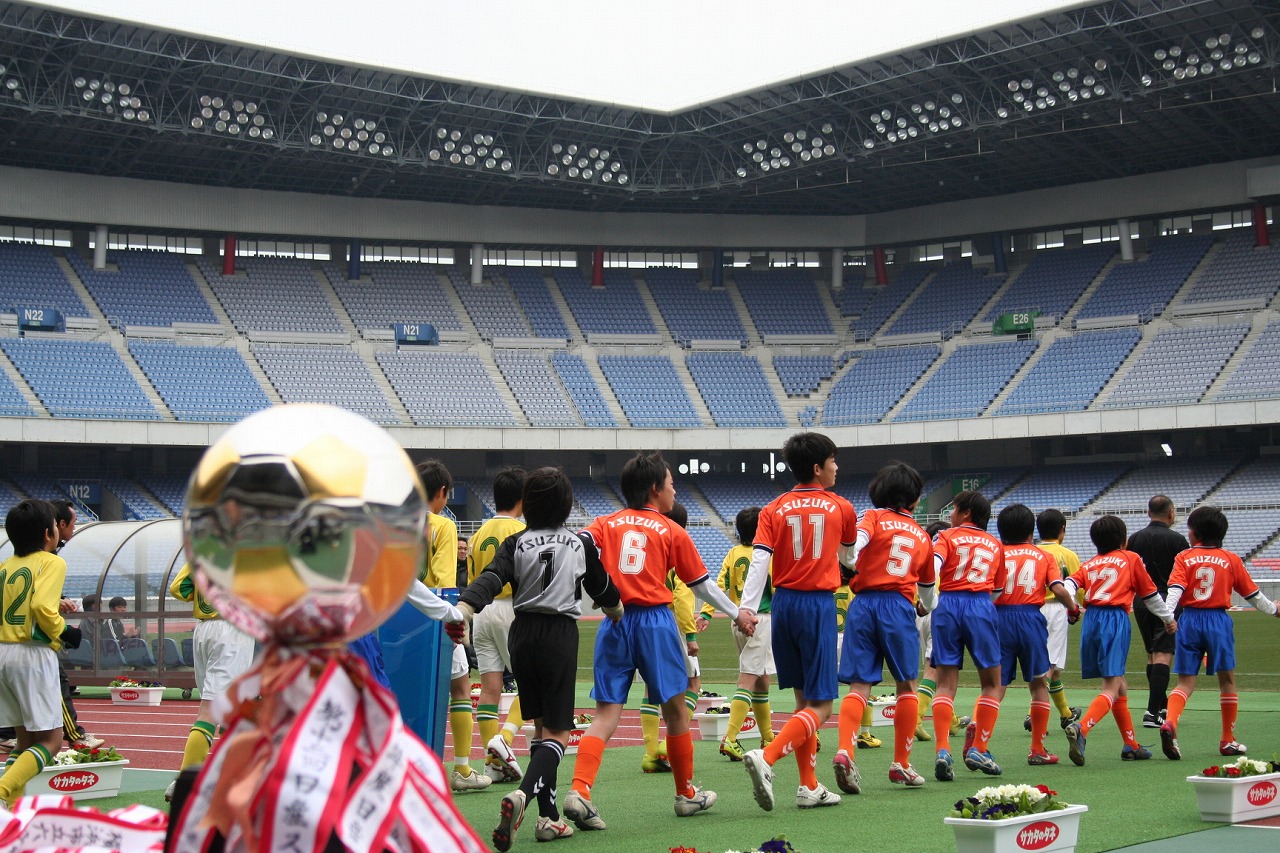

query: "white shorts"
xmin=451 ymin=642 xmax=470 ymax=680
xmin=686 ymin=648 xmax=701 ymax=679
xmin=917 ymin=613 xmax=932 ymax=662
xmin=735 ymin=614 xmax=775 ymax=677
xmin=194 ymin=619 xmax=255 ymax=703
xmin=1042 ymin=602 xmax=1069 ymax=670
xmin=0 ymin=643 xmax=61 ymax=731
xmin=473 ymin=598 xmax=515 ymax=674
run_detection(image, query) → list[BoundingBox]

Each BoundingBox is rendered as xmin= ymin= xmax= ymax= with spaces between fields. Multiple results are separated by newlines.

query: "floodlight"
xmin=1007 ymin=80 xmax=1019 ymax=92
xmin=1094 ymin=59 xmax=1108 ymax=71
xmin=1211 ymin=49 xmax=1224 ymax=61
xmin=1154 ymin=49 xmax=1167 ymax=60
xmin=896 ymin=117 xmax=907 ymax=127
xmin=588 ymin=147 xmax=599 ymax=158
xmin=771 ymin=146 xmax=782 ymax=157
xmin=464 ymin=154 xmax=476 ymax=166
xmin=736 ymin=165 xmax=748 ymax=176
xmin=924 ymin=100 xmax=936 ymax=111
xmin=1220 ymin=59 xmax=1232 ymax=70
xmin=911 ymin=103 xmax=922 ymax=114
xmin=449 ymin=129 xmax=461 ymax=141
xmin=875 ymin=123 xmax=886 ymax=133
xmin=567 ymin=144 xmax=578 ymax=154
xmin=192 ymin=117 xmax=205 ymax=129
xmin=1021 ymin=79 xmax=1032 ymax=89
xmin=791 ymin=142 xmax=802 ymax=153
xmin=568 ymin=166 xmax=579 ymax=177
xmin=863 ymin=138 xmax=875 ymax=148
xmin=501 ymin=160 xmax=512 ymax=171
xmin=756 ymin=139 xmax=767 ymax=149
xmin=450 ymin=152 xmax=461 ymax=164
xmin=1052 ymin=71 xmax=1064 ymax=82
xmin=796 ymin=129 xmax=806 ymax=140
xmin=1163 ymin=59 xmax=1176 ymax=70
xmin=618 ymin=175 xmax=628 ymax=185
xmin=1201 ymin=62 xmax=1213 ymax=74
xmin=1169 ymin=46 xmax=1181 ymax=57
xmin=996 ymin=106 xmax=1009 ymax=118
xmin=950 ymin=94 xmax=962 ymax=104
xmin=547 ymin=163 xmax=558 ymax=174
xmin=1252 ymin=27 xmax=1264 ymax=39
xmin=1173 ymin=67 xmax=1187 ymax=79
xmin=821 ymin=122 xmax=834 ymax=133
xmin=800 ymin=150 xmax=812 ymax=161
xmin=1248 ymin=51 xmax=1261 ymax=64
xmin=880 ymin=109 xmax=891 ymax=120
xmin=610 ymin=161 xmax=620 ymax=172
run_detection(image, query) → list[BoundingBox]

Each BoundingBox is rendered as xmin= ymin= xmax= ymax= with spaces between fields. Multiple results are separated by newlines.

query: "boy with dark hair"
xmin=1062 ymin=515 xmax=1176 ymax=766
xmin=930 ymin=490 xmax=1006 ymax=780
xmin=994 ymin=504 xmax=1080 ymax=766
xmin=0 ymin=500 xmax=81 ymax=806
xmin=1160 ymin=506 xmax=1279 ymax=761
xmin=459 ymin=468 xmax=623 ymax=850
xmin=565 ymin=452 xmax=750 ymax=829
xmin=834 ymin=461 xmax=935 ymax=793
xmin=1127 ymin=494 xmax=1188 ymax=728
xmin=1034 ymin=509 xmax=1082 ymax=732
xmin=741 ymin=432 xmax=856 ymax=812
xmin=469 ymin=467 xmax=529 ymax=784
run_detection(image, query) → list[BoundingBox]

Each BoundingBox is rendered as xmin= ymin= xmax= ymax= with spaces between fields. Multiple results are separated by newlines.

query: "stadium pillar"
xmin=93 ymin=225 xmax=108 ymax=270
xmin=471 ymin=243 xmax=484 ymax=285
xmin=592 ymin=246 xmax=604 ymax=288
xmin=873 ymin=247 xmax=888 ymax=285
xmin=991 ymin=233 xmax=1007 ymax=275
xmin=71 ymin=229 xmax=90 ymax=255
xmin=223 ymin=235 xmax=237 ymax=276
xmin=707 ymin=250 xmax=724 ymax=288
xmin=830 ymin=248 xmax=844 ymax=291
xmin=1254 ymin=202 xmax=1270 ymax=247
xmin=348 ymin=239 xmax=361 ymax=280
xmin=1117 ymin=218 xmax=1134 ymax=261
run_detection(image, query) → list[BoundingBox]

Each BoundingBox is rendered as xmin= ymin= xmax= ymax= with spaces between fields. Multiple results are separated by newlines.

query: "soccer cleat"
xmin=1160 ymin=723 xmax=1181 ymax=761
xmin=952 ymin=715 xmax=971 ymax=737
xmin=1023 ymin=714 xmax=1033 ymax=733
xmin=964 ymin=748 xmax=1003 ymax=776
xmin=796 ymin=783 xmax=841 ymax=809
xmin=743 ymin=749 xmax=775 ymax=812
xmin=1141 ymin=711 xmax=1165 ymax=729
xmin=719 ymin=738 xmax=745 ymax=762
xmin=813 ymin=731 xmax=821 ymax=753
xmin=1064 ymin=722 xmax=1086 ymax=767
xmin=1220 ymin=741 xmax=1248 ymax=756
xmin=72 ymin=734 xmax=105 ymax=749
xmin=832 ymin=751 xmax=861 ymax=795
xmin=164 ymin=779 xmax=177 ymax=803
xmin=856 ymin=731 xmax=882 ymax=749
xmin=493 ymin=789 xmax=526 ymax=852
xmin=451 ymin=768 xmax=493 ymax=792
xmin=485 ymin=763 xmax=509 ymax=783
xmin=674 ymin=786 xmax=717 ymax=817
xmin=914 ymin=721 xmax=932 ymax=742
xmin=641 ymin=752 xmax=672 ymax=773
xmin=487 ymin=735 xmax=523 ymax=782
xmin=935 ymin=749 xmax=954 ymax=782
xmin=888 ymin=762 xmax=926 ymax=788
xmin=0 ymin=738 xmax=14 ymax=752
xmin=1028 ymin=751 xmax=1059 ymax=766
xmin=1060 ymin=707 xmax=1083 ymax=730
xmin=962 ymin=720 xmax=977 ymax=757
xmin=561 ymin=790 xmax=606 ymax=831
xmin=1121 ymin=744 xmax=1152 ymax=761
xmin=533 ymin=816 xmax=574 ymax=842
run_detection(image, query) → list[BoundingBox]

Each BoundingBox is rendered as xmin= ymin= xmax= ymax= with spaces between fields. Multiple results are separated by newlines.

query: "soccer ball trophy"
xmin=170 ymin=405 xmax=485 ymax=852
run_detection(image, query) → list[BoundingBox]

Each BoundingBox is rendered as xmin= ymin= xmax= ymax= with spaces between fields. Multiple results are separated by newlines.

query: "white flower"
xmin=52 ymin=749 xmax=81 ymax=766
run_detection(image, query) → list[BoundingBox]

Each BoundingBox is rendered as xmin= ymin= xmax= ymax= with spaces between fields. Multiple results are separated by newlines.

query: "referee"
xmin=1126 ymin=495 xmax=1189 ymax=728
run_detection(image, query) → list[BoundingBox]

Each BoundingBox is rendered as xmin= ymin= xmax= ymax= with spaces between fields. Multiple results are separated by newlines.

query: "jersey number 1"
xmin=787 ymin=515 xmax=825 ymax=560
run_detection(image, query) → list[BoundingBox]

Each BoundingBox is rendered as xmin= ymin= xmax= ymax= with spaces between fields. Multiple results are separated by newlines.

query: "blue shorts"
xmin=840 ymin=591 xmax=920 ymax=685
xmin=997 ymin=605 xmax=1050 ymax=685
xmin=931 ymin=592 xmax=1002 ymax=670
xmin=1173 ymin=608 xmax=1235 ymax=676
xmin=1079 ymin=606 xmax=1130 ymax=679
xmin=591 ymin=604 xmax=687 ymax=705
xmin=772 ymin=588 xmax=838 ymax=702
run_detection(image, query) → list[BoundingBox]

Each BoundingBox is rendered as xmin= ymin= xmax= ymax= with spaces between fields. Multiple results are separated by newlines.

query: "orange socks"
xmin=666 ymin=731 xmax=695 ymax=798
xmin=1166 ymin=688 xmax=1188 ymax=728
xmin=972 ymin=697 xmax=1000 ymax=753
xmin=893 ymin=693 xmax=919 ymax=767
xmin=571 ymin=735 xmax=605 ymax=797
xmin=1111 ymin=695 xmax=1138 ymax=749
xmin=1220 ymin=694 xmax=1238 ymax=743
xmin=763 ymin=708 xmax=820 ymax=766
xmin=1029 ymin=700 xmax=1051 ymax=754
xmin=1080 ymin=693 xmax=1114 ymax=737
xmin=932 ymin=695 xmax=954 ymax=751
xmin=795 ymin=732 xmax=819 ymax=789
xmin=838 ymin=692 xmax=868 ymax=757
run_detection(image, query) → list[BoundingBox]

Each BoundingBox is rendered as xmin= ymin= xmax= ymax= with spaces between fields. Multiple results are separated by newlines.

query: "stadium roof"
xmin=0 ymin=0 xmax=1277 ymax=217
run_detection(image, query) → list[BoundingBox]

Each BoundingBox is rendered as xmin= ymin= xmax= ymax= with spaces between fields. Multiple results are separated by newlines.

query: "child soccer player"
xmin=835 ymin=461 xmax=936 ymax=793
xmin=1062 ymin=515 xmax=1176 ymax=766
xmin=741 ymin=432 xmax=857 ymax=812
xmin=699 ymin=507 xmax=775 ymax=761
xmin=930 ymin=490 xmax=1006 ymax=780
xmin=458 ymin=468 xmax=624 ymax=851
xmin=564 ymin=452 xmax=750 ymax=830
xmin=468 ymin=467 xmax=529 ymax=784
xmin=1159 ymin=506 xmax=1280 ymax=761
xmin=993 ymin=504 xmax=1080 ymax=766
xmin=0 ymin=500 xmax=80 ymax=807
xmin=1033 ymin=509 xmax=1082 ymax=732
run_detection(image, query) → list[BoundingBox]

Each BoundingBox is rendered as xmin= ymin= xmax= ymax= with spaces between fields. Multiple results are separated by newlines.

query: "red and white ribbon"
xmin=0 ymin=797 xmax=165 ymax=852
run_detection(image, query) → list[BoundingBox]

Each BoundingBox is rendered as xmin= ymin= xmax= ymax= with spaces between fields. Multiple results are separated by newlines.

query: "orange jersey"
xmin=853 ymin=508 xmax=934 ymax=601
xmin=584 ymin=505 xmax=707 ymax=606
xmin=1075 ymin=549 xmax=1156 ymax=608
xmin=996 ymin=544 xmax=1063 ymax=606
xmin=934 ymin=524 xmax=1006 ymax=593
xmin=1168 ymin=546 xmax=1259 ymax=609
xmin=754 ymin=486 xmax=858 ymax=592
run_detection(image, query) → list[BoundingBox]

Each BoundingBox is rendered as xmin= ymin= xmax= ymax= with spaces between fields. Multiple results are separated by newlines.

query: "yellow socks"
xmin=181 ymin=720 xmax=217 ymax=770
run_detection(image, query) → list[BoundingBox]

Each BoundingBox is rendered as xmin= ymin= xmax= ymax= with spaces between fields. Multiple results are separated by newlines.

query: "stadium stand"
xmin=324 ymin=262 xmax=464 ymax=334
xmin=569 ymin=477 xmax=624 ymax=518
xmin=882 ymin=260 xmax=1004 ymax=338
xmin=983 ymin=244 xmax=1115 ymax=323
xmin=128 ymin=341 xmax=270 ymax=422
xmin=598 ymin=355 xmax=702 ymax=428
xmin=894 ymin=339 xmax=1037 ymax=421
xmin=1091 ymin=456 xmax=1241 ymax=511
xmin=67 ymin=251 xmax=218 ymax=327
xmin=0 ymin=243 xmax=91 ymax=318
xmin=1100 ymin=323 xmax=1249 ymax=408
xmin=197 ymin=257 xmax=344 ymax=334
xmin=493 ymin=350 xmax=581 ymax=427
xmin=549 ymin=352 xmax=619 ymax=427
xmin=1074 ymin=235 xmax=1214 ymax=321
xmin=505 ymin=268 xmax=571 ymax=339
xmin=0 ymin=369 xmax=33 ymax=417
xmin=1214 ymin=320 xmax=1280 ymax=402
xmin=995 ymin=328 xmax=1141 ymax=415
xmin=836 ymin=281 xmax=876 ymax=319
xmin=138 ymin=472 xmax=188 ymax=515
xmin=101 ymin=476 xmax=168 ymax=520
xmin=1202 ymin=456 xmax=1280 ymax=506
xmin=644 ymin=268 xmax=746 ymax=346
xmin=448 ymin=267 xmax=535 ymax=340
xmin=553 ymin=268 xmax=657 ymax=336
xmin=773 ymin=355 xmax=835 ymax=396
xmin=0 ymin=480 xmax=26 ymax=516
xmin=685 ymin=352 xmax=786 ymax=427
xmin=735 ymin=269 xmax=834 ymax=337
xmin=252 ymin=344 xmax=400 ymax=425
xmin=992 ymin=462 xmax=1129 ymax=517
xmin=687 ymin=526 xmax=734 ymax=574
xmin=693 ymin=476 xmax=786 ymax=524
xmin=850 ymin=264 xmax=934 ymax=339
xmin=376 ymin=349 xmax=519 ymax=427
xmin=1180 ymin=232 xmax=1280 ymax=304
xmin=821 ymin=344 xmax=940 ymax=425
xmin=0 ymin=338 xmax=160 ymax=419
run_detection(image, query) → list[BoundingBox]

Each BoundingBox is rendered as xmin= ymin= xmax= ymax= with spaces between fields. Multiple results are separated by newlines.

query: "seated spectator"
xmin=108 ymin=596 xmax=141 ymax=639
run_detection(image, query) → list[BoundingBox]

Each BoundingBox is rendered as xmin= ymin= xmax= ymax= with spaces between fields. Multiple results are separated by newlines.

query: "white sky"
xmin=37 ymin=1 xmax=1086 ymax=112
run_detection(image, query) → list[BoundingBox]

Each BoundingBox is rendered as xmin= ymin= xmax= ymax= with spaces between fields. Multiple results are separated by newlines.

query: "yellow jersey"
xmin=467 ymin=515 xmax=525 ymax=599
xmin=170 ymin=563 xmax=219 ymax=620
xmin=0 ymin=550 xmax=67 ymax=650
xmin=1038 ymin=541 xmax=1081 ymax=604
xmin=666 ymin=569 xmax=697 ymax=639
xmin=702 ymin=543 xmax=771 ymax=617
xmin=421 ymin=513 xmax=459 ymax=588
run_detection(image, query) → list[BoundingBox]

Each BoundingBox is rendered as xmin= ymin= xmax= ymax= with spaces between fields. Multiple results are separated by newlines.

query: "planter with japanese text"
xmin=1187 ymin=771 xmax=1280 ymax=823
xmin=27 ymin=760 xmax=128 ymax=801
xmin=110 ymin=686 xmax=163 ymax=706
xmin=944 ymin=804 xmax=1087 ymax=853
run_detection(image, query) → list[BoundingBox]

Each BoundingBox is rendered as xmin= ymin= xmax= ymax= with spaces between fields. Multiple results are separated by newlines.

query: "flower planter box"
xmin=693 ymin=694 xmax=726 ymax=714
xmin=563 ymin=728 xmax=587 ymax=755
xmin=869 ymin=698 xmax=897 ymax=727
xmin=110 ymin=686 xmax=163 ymax=706
xmin=26 ymin=760 xmax=129 ymax=801
xmin=469 ymin=691 xmax=517 ymax=714
xmin=1187 ymin=771 xmax=1280 ymax=823
xmin=693 ymin=711 xmax=761 ymax=742
xmin=944 ymin=804 xmax=1088 ymax=853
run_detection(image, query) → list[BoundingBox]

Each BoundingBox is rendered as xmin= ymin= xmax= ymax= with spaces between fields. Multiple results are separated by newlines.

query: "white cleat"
xmin=796 ymin=783 xmax=841 ymax=809
xmin=743 ymin=748 xmax=775 ymax=812
xmin=486 ymin=734 xmax=523 ymax=782
xmin=674 ymin=785 xmax=718 ymax=817
xmin=451 ymin=768 xmax=493 ymax=793
xmin=561 ymin=789 xmax=606 ymax=831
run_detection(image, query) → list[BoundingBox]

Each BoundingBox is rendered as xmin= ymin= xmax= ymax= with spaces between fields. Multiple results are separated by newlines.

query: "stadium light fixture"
xmin=1145 ymin=27 xmax=1266 ymax=90
xmin=311 ymin=110 xmax=393 ymax=157
xmin=428 ymin=126 xmax=513 ymax=173
xmin=191 ymin=95 xmax=276 ymax=141
xmin=0 ymin=61 xmax=23 ymax=102
xmin=544 ymin=141 xmax=626 ymax=186
xmin=739 ymin=126 xmax=838 ymax=173
xmin=72 ymin=75 xmax=152 ymax=123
